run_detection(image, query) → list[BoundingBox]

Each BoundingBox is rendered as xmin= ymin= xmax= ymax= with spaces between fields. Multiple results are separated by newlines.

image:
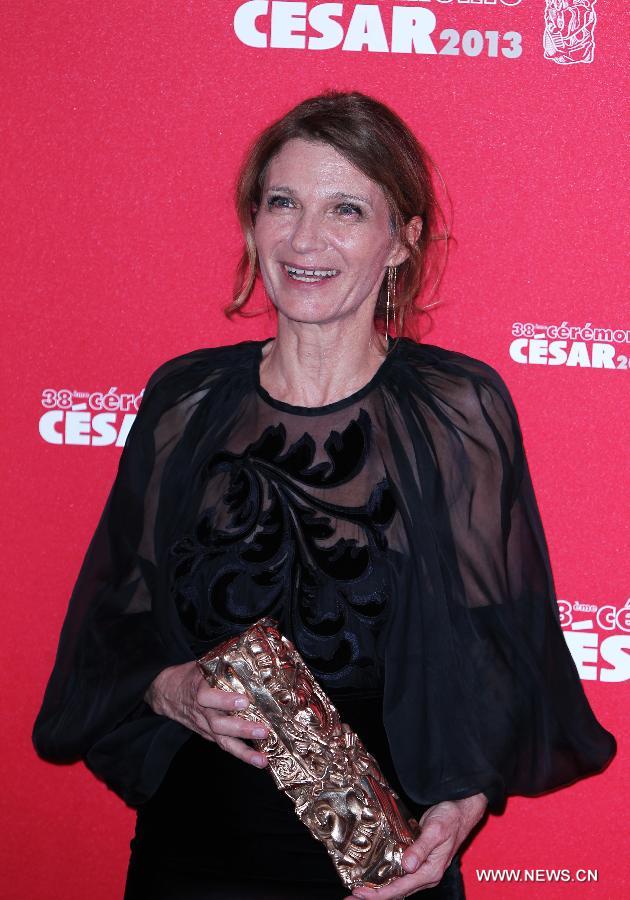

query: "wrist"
xmin=455 ymin=792 xmax=488 ymax=831
xmin=459 ymin=791 xmax=488 ymax=812
xmin=144 ymin=666 xmax=174 ymax=715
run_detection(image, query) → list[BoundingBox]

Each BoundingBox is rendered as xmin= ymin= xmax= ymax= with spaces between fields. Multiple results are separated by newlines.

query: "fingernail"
xmin=403 ymin=852 xmax=419 ymax=872
xmin=234 ymin=697 xmax=249 ymax=709
xmin=252 ymin=727 xmax=267 ymax=738
xmin=254 ymin=754 xmax=267 ymax=767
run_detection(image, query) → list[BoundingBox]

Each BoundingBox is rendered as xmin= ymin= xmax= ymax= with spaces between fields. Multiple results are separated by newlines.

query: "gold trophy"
xmin=197 ymin=618 xmax=418 ymax=891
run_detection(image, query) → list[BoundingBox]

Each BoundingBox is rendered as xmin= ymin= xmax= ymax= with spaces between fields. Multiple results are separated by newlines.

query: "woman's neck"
xmin=259 ymin=317 xmax=389 ymax=408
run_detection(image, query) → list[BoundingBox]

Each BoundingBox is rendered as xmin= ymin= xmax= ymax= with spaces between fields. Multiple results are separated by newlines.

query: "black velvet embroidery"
xmin=169 ymin=409 xmax=397 ymax=685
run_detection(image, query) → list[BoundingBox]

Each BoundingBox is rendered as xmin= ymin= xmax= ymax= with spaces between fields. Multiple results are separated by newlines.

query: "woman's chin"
xmin=273 ymin=297 xmax=347 ymax=327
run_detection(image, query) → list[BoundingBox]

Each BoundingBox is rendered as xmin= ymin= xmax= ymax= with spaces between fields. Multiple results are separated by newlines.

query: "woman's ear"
xmin=405 ymin=215 xmax=423 ymax=247
xmin=387 ymin=216 xmax=423 ymax=266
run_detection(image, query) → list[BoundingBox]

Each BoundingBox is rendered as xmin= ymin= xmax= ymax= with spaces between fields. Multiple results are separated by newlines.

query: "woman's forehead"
xmin=263 ymin=138 xmax=385 ymax=203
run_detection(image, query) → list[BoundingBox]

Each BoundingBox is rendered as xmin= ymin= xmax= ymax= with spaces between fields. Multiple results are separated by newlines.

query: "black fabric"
xmin=123 ymin=698 xmax=466 ymax=899
xmin=33 ymin=336 xmax=616 ymax=816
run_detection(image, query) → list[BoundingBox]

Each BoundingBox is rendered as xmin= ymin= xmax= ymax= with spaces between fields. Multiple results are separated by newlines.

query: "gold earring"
xmin=386 ymin=266 xmax=397 ymax=338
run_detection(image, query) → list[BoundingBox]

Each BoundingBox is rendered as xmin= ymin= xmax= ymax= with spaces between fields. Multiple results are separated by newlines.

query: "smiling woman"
xmin=254 ymin=139 xmax=413 ymax=375
xmin=228 ymin=91 xmax=449 ymax=344
xmin=33 ymin=91 xmax=615 ymax=900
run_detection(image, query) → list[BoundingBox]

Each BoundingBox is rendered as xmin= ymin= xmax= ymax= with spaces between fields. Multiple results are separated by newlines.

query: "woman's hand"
xmin=345 ymin=793 xmax=488 ymax=899
xmin=144 ymin=661 xmax=268 ymax=768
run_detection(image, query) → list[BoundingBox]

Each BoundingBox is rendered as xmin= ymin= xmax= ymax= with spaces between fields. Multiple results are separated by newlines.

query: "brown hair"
xmin=225 ymin=91 xmax=453 ymax=339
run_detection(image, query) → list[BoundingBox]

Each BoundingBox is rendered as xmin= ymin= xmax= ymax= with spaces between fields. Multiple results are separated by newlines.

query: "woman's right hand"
xmin=144 ymin=661 xmax=269 ymax=768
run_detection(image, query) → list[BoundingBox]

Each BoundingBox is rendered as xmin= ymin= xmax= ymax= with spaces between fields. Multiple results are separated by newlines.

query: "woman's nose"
xmin=290 ymin=211 xmax=327 ymax=254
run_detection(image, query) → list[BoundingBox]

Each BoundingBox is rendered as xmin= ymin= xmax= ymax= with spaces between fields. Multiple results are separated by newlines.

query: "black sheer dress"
xmin=33 ymin=336 xmax=616 ymax=899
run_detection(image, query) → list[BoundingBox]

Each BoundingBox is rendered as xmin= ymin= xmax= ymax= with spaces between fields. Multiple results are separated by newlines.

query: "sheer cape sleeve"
xmin=381 ymin=340 xmax=616 ymax=813
xmin=32 ymin=345 xmax=255 ymax=806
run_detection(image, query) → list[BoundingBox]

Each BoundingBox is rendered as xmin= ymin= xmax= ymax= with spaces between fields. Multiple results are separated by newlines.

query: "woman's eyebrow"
xmin=266 ymin=185 xmax=372 ymax=207
xmin=330 ymin=191 xmax=372 ymax=207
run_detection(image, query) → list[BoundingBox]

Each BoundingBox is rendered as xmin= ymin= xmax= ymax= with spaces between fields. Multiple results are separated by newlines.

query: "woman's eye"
xmin=336 ymin=203 xmax=363 ymax=218
xmin=267 ymin=195 xmax=294 ymax=210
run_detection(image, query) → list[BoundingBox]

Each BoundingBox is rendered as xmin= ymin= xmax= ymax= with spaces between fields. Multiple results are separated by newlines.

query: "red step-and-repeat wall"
xmin=2 ymin=2 xmax=627 ymax=897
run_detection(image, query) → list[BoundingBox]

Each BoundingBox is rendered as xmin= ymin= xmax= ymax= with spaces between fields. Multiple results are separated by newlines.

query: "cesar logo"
xmin=543 ymin=0 xmax=597 ymax=64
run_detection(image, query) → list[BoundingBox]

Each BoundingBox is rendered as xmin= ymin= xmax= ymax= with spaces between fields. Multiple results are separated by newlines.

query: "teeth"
xmin=285 ymin=265 xmax=337 ymax=279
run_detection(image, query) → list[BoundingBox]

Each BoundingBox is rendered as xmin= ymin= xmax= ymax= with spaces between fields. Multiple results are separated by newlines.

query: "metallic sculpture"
xmin=197 ymin=618 xmax=418 ymax=890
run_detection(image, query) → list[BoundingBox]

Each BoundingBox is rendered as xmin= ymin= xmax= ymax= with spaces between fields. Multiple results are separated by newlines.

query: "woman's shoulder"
xmin=394 ymin=336 xmax=515 ymax=401
xmin=149 ymin=340 xmax=264 ymax=382
xmin=391 ymin=337 xmax=520 ymax=435
xmin=131 ymin=339 xmax=263 ymax=426
xmin=145 ymin=340 xmax=264 ymax=394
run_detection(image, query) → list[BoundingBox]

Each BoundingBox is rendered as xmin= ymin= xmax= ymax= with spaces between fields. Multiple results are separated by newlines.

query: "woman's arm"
xmin=32 ymin=352 xmax=215 ymax=805
xmin=381 ymin=344 xmax=615 ymax=825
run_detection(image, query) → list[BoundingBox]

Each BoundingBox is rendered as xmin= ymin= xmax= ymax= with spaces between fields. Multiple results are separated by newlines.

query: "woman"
xmin=33 ymin=92 xmax=616 ymax=900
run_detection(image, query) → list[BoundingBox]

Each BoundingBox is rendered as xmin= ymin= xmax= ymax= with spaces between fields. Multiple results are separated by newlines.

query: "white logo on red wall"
xmin=233 ymin=2 xmax=598 ymax=63
xmin=543 ymin=0 xmax=597 ymax=64
xmin=560 ymin=599 xmax=630 ymax=683
xmin=510 ymin=321 xmax=630 ymax=370
xmin=234 ymin=1 xmax=525 ymax=61
xmin=39 ymin=388 xmax=143 ymax=447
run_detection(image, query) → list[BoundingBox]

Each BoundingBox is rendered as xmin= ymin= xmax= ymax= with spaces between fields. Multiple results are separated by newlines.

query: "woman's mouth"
xmin=283 ymin=264 xmax=339 ymax=283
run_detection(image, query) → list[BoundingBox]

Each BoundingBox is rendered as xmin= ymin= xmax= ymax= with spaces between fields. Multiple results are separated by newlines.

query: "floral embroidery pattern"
xmin=169 ymin=409 xmax=397 ymax=681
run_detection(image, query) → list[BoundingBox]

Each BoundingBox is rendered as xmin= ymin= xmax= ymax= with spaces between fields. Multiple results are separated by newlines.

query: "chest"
xmin=166 ymin=402 xmax=406 ymax=688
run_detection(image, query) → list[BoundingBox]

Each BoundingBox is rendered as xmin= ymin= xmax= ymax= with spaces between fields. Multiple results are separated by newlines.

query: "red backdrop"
xmin=2 ymin=2 xmax=627 ymax=897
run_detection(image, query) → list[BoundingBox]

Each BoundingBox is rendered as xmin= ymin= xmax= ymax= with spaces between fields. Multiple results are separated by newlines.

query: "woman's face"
xmin=253 ymin=137 xmax=402 ymax=328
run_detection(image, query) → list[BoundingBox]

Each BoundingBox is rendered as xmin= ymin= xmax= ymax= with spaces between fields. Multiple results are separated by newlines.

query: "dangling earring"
xmin=386 ymin=266 xmax=397 ymax=339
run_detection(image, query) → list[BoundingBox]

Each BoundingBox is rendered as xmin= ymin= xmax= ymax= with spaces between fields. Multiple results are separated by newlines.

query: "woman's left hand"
xmin=344 ymin=792 xmax=488 ymax=899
